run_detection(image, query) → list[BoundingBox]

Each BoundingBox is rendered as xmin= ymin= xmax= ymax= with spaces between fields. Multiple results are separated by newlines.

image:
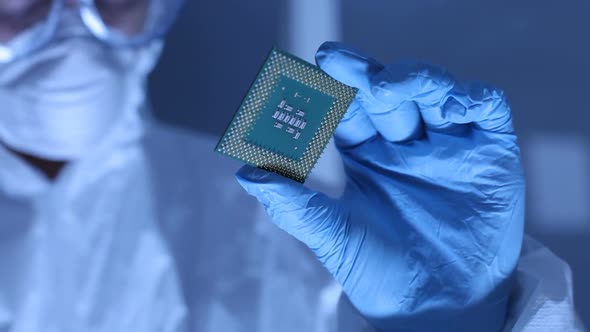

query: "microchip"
xmin=215 ymin=48 xmax=358 ymax=183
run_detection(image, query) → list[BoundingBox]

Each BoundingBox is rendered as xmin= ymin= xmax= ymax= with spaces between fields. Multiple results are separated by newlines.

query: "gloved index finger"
xmin=316 ymin=42 xmax=383 ymax=93
xmin=317 ymin=42 xmax=424 ymax=144
xmin=316 ymin=42 xmax=382 ymax=148
xmin=370 ymin=61 xmax=459 ymax=135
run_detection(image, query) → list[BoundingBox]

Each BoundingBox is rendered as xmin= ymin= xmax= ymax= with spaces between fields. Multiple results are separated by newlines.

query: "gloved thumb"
xmin=236 ymin=165 xmax=349 ymax=264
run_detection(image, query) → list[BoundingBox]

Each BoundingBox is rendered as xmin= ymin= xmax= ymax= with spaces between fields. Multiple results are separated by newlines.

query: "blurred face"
xmin=0 ymin=0 xmax=176 ymax=167
xmin=0 ymin=0 xmax=149 ymax=43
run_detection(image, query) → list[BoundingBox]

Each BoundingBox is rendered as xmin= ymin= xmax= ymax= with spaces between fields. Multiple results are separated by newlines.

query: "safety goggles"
xmin=0 ymin=0 xmax=184 ymax=63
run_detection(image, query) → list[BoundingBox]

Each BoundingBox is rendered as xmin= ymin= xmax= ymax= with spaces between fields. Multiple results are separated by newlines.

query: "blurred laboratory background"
xmin=149 ymin=0 xmax=590 ymax=326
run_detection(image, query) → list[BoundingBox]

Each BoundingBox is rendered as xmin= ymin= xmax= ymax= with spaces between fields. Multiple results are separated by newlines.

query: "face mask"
xmin=0 ymin=17 xmax=163 ymax=161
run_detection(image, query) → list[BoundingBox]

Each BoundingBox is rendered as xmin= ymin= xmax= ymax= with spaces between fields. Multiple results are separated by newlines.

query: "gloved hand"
xmin=236 ymin=42 xmax=525 ymax=332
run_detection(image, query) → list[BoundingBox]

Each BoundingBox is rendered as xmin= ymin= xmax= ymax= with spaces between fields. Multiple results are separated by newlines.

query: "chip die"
xmin=215 ymin=48 xmax=358 ymax=183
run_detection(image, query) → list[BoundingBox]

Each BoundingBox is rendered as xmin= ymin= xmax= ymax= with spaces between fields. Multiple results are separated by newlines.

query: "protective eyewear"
xmin=0 ymin=0 xmax=183 ymax=63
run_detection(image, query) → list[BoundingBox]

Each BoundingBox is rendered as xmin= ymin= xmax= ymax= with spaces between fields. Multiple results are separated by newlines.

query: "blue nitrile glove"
xmin=236 ymin=42 xmax=525 ymax=332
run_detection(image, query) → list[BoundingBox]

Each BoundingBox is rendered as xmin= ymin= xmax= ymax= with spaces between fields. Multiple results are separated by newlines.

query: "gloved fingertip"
xmin=314 ymin=41 xmax=383 ymax=92
xmin=315 ymin=41 xmax=345 ymax=67
xmin=236 ymin=164 xmax=264 ymax=180
xmin=236 ymin=165 xmax=319 ymax=216
xmin=235 ymin=165 xmax=270 ymax=196
xmin=315 ymin=42 xmax=343 ymax=73
xmin=236 ymin=165 xmax=303 ymax=201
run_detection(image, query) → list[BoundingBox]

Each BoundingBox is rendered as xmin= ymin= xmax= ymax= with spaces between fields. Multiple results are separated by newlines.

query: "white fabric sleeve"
xmin=335 ymin=236 xmax=586 ymax=332
xmin=502 ymin=236 xmax=586 ymax=332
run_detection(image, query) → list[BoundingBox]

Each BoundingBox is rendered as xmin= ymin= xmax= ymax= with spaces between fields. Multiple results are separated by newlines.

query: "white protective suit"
xmin=0 ymin=110 xmax=585 ymax=331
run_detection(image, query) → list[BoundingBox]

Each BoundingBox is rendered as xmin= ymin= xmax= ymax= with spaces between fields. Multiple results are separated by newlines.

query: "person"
xmin=0 ymin=1 xmax=584 ymax=331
